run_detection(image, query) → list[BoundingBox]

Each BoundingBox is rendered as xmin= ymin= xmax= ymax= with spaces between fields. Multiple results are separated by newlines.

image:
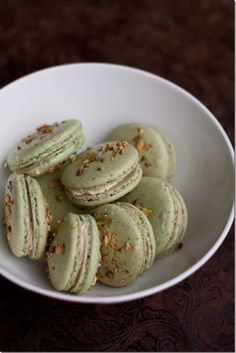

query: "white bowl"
xmin=0 ymin=63 xmax=234 ymax=304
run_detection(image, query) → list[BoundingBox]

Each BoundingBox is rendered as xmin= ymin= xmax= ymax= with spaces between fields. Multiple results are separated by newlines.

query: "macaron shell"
xmin=117 ymin=202 xmax=156 ymax=274
xmin=4 ymin=174 xmax=31 ymax=257
xmin=105 ymin=123 xmax=173 ymax=180
xmin=37 ymin=168 xmax=82 ymax=231
xmin=7 ymin=119 xmax=84 ymax=176
xmin=121 ymin=177 xmax=176 ymax=259
xmin=92 ymin=204 xmax=145 ymax=287
xmin=24 ymin=175 xmax=49 ymax=259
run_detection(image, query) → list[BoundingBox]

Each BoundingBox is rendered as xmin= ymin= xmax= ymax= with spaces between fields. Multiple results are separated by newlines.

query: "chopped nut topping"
xmin=142 ymin=207 xmax=153 ymax=217
xmin=55 ymin=194 xmax=65 ymax=201
xmin=124 ymin=242 xmax=133 ymax=251
xmin=69 ymin=155 xmax=77 ymax=164
xmin=133 ymin=199 xmax=153 ymax=217
xmin=133 ymin=128 xmax=145 ymax=151
xmin=106 ymin=271 xmax=114 ymax=279
xmin=102 ymin=254 xmax=108 ymax=261
xmin=55 ymin=244 xmax=65 ymax=255
xmin=135 ymin=138 xmax=145 ymax=151
xmin=22 ymin=135 xmax=33 ymax=144
xmin=48 ymin=179 xmax=62 ymax=189
xmin=76 ymin=167 xmax=85 ymax=176
xmin=36 ymin=124 xmax=53 ymax=134
xmin=97 ymin=214 xmax=111 ymax=226
xmin=104 ymin=234 xmax=110 ymax=247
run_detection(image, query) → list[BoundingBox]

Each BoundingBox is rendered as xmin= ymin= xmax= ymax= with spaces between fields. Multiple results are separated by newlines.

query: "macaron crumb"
xmin=133 ymin=199 xmax=153 ymax=217
xmin=176 ymin=242 xmax=183 ymax=250
xmin=55 ymin=244 xmax=65 ymax=255
xmin=106 ymin=270 xmax=114 ymax=279
xmin=55 ymin=194 xmax=65 ymax=202
xmin=48 ymin=179 xmax=62 ymax=189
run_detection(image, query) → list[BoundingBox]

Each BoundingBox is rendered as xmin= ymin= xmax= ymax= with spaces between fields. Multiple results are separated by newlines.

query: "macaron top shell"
xmin=105 ymin=123 xmax=175 ymax=181
xmin=121 ymin=177 xmax=181 ymax=258
xmin=7 ymin=119 xmax=84 ymax=175
xmin=61 ymin=141 xmax=139 ymax=191
xmin=92 ymin=203 xmax=145 ymax=287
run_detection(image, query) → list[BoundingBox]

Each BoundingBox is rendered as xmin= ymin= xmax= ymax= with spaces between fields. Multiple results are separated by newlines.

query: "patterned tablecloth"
xmin=0 ymin=0 xmax=234 ymax=351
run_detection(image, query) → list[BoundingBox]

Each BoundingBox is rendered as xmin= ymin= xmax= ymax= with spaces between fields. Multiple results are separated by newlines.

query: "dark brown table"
xmin=0 ymin=1 xmax=234 ymax=351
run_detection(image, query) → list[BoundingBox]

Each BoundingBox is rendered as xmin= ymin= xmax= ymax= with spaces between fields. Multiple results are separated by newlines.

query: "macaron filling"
xmin=67 ymin=218 xmax=86 ymax=291
xmin=15 ymin=143 xmax=69 ymax=173
xmin=24 ymin=177 xmax=35 ymax=257
xmin=66 ymin=165 xmax=139 ymax=198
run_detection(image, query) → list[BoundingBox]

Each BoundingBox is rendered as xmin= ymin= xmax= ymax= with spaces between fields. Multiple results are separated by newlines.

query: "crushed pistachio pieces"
xmin=55 ymin=244 xmax=65 ymax=255
xmin=55 ymin=194 xmax=65 ymax=202
xmin=48 ymin=179 xmax=62 ymax=189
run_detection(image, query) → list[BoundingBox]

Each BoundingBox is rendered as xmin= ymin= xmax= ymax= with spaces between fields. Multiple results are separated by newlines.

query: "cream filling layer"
xmin=166 ymin=186 xmax=183 ymax=251
xmin=70 ymin=219 xmax=86 ymax=290
xmin=68 ymin=166 xmax=138 ymax=198
xmin=24 ymin=177 xmax=34 ymax=257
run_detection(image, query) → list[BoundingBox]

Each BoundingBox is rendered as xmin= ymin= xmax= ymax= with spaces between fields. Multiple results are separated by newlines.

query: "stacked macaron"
xmin=3 ymin=119 xmax=188 ymax=294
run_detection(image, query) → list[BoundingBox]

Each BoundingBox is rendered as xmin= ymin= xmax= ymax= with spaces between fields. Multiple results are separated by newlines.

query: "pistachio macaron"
xmin=47 ymin=213 xmax=101 ymax=294
xmin=4 ymin=173 xmax=51 ymax=259
xmin=92 ymin=203 xmax=156 ymax=287
xmin=61 ymin=141 xmax=143 ymax=207
xmin=105 ymin=123 xmax=175 ymax=181
xmin=6 ymin=119 xmax=84 ymax=177
xmin=121 ymin=177 xmax=188 ymax=259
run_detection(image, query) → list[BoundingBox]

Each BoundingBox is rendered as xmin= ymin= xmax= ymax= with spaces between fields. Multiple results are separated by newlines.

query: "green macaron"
xmin=4 ymin=173 xmax=51 ymax=259
xmin=6 ymin=119 xmax=84 ymax=177
xmin=37 ymin=168 xmax=82 ymax=231
xmin=92 ymin=203 xmax=156 ymax=287
xmin=121 ymin=177 xmax=188 ymax=259
xmin=61 ymin=141 xmax=143 ymax=207
xmin=105 ymin=123 xmax=176 ymax=181
xmin=47 ymin=213 xmax=101 ymax=294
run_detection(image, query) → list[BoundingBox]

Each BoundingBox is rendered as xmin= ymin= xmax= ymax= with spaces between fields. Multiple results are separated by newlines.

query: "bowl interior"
xmin=0 ymin=63 xmax=234 ymax=303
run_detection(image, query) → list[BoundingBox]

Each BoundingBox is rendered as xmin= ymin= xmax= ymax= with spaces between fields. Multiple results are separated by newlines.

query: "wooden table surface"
xmin=0 ymin=1 xmax=234 ymax=351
